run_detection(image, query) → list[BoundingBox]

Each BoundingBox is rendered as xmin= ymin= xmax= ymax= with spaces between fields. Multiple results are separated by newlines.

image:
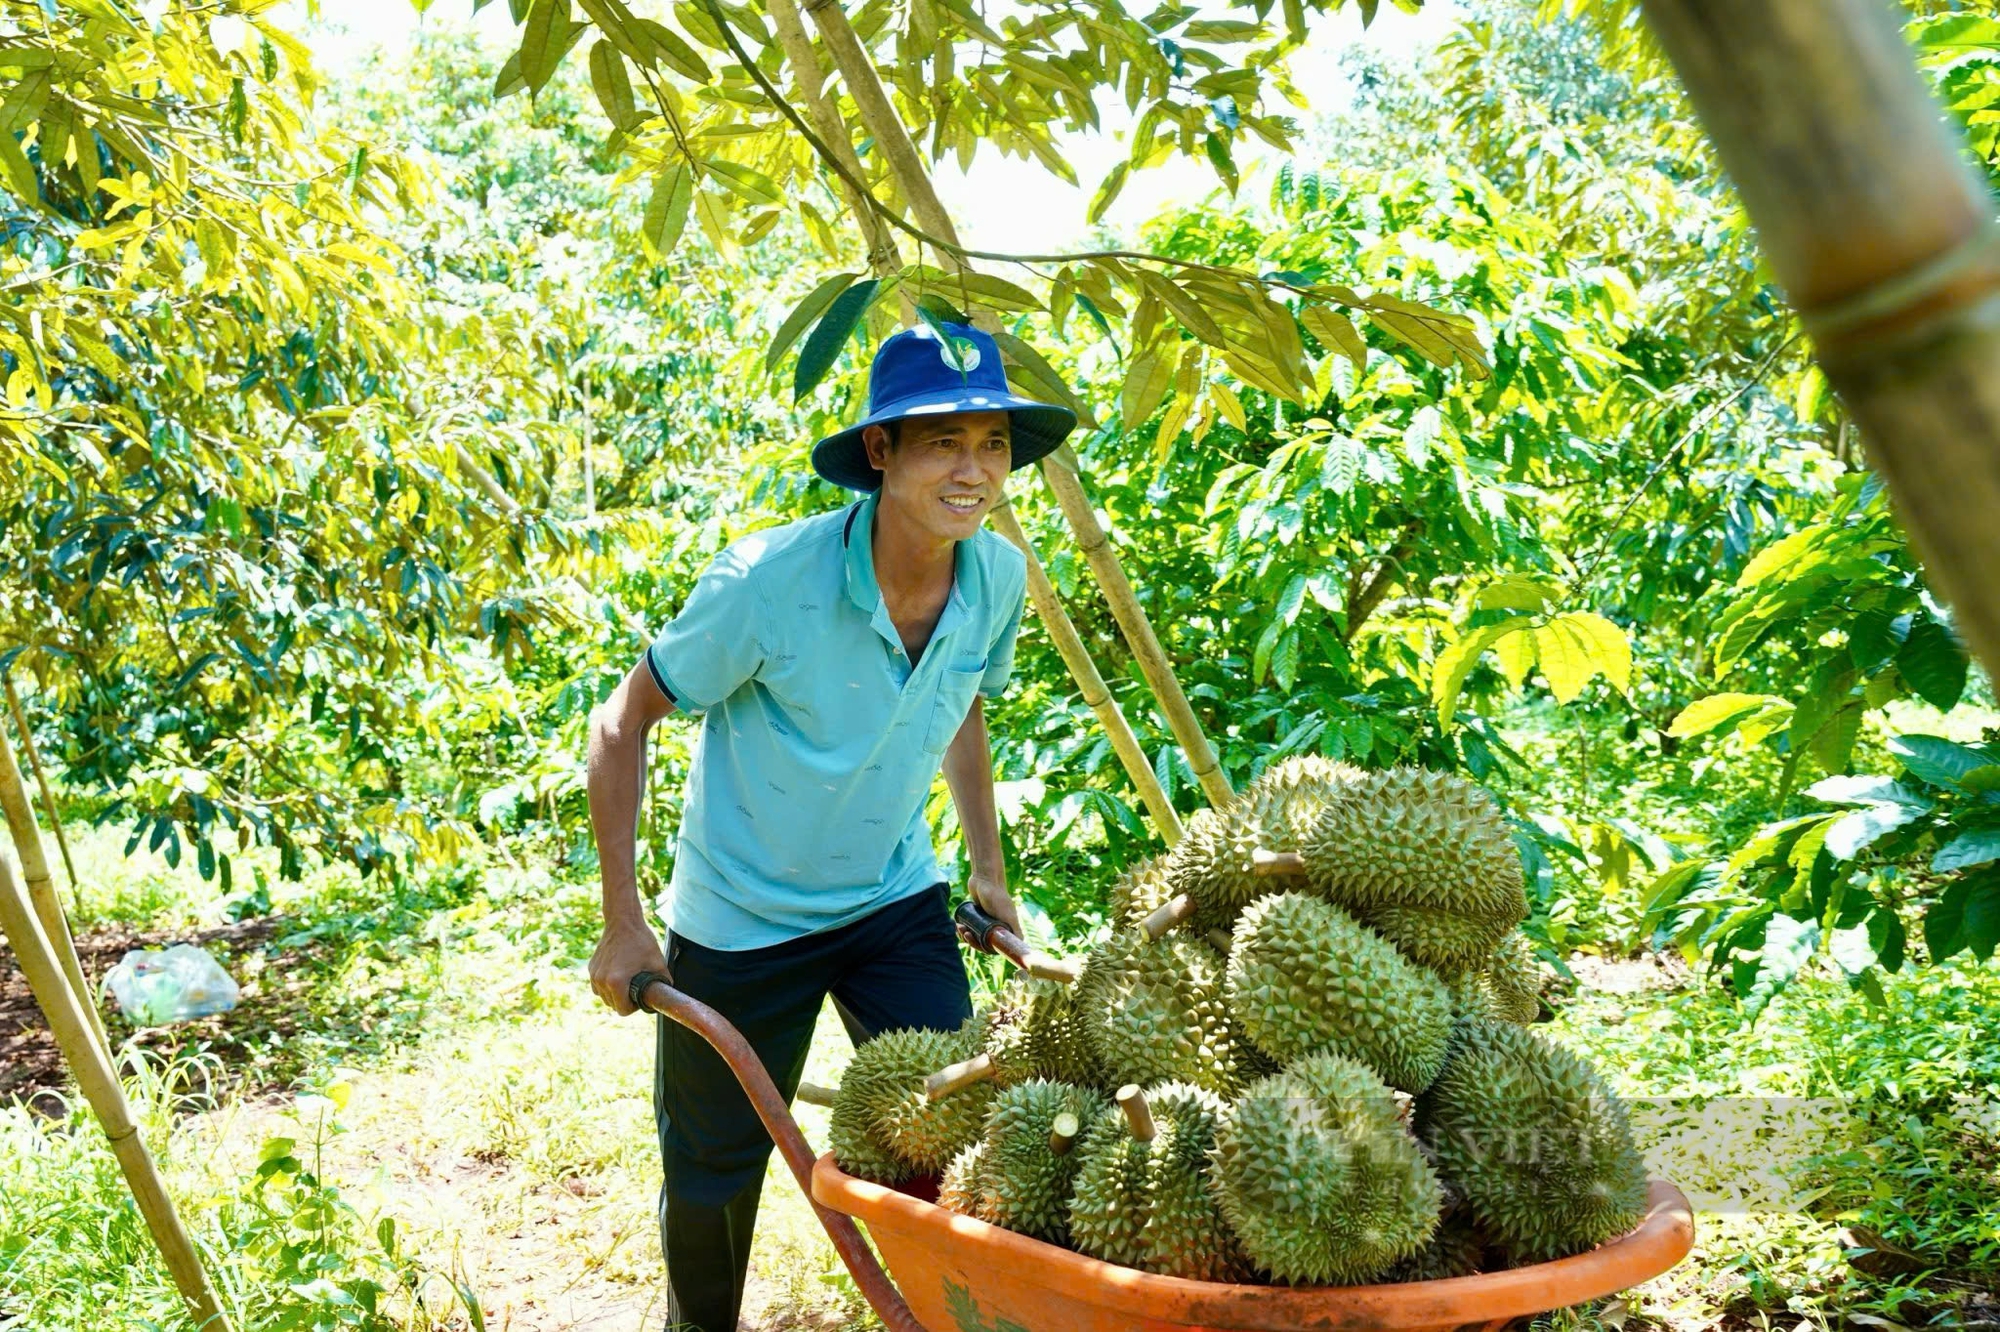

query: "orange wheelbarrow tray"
xmin=630 ymin=965 xmax=1695 ymax=1332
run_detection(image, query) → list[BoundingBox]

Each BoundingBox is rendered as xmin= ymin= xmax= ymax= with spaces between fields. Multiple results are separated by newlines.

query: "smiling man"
xmin=583 ymin=321 xmax=1076 ymax=1332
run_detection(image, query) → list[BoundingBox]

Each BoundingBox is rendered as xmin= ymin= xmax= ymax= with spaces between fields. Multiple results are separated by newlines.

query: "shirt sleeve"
xmin=646 ymin=547 xmax=766 ymax=714
xmin=978 ymin=558 xmax=1027 ymax=699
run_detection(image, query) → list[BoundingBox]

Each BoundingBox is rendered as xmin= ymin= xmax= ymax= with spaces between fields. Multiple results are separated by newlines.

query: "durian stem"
xmin=1021 ymin=949 xmax=1083 ymax=984
xmin=795 ymin=1081 xmax=840 ymax=1108
xmin=1140 ymin=892 xmax=1197 ymax=941
xmin=1205 ymin=928 xmax=1234 ymax=954
xmin=1250 ymin=848 xmax=1306 ymax=876
xmin=1048 ymin=1111 xmax=1080 ymax=1156
xmin=924 ymin=1051 xmax=997 ymax=1102
xmin=1115 ymin=1084 xmax=1156 ymax=1141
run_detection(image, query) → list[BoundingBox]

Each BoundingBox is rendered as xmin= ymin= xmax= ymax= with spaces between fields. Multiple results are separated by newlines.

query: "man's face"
xmin=864 ymin=410 xmax=1012 ymax=543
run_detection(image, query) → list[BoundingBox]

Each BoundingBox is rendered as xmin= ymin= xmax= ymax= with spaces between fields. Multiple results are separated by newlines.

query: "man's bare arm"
xmin=941 ymin=694 xmax=1022 ymax=939
xmin=586 ymin=658 xmax=678 ymax=1014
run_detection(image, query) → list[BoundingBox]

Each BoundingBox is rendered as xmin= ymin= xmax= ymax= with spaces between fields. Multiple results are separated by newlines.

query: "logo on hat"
xmin=942 ymin=336 xmax=981 ymax=372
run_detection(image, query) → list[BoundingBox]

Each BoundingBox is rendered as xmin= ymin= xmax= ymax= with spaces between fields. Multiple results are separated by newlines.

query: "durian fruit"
xmin=1107 ymin=854 xmax=1179 ymax=931
xmin=1482 ymin=931 xmax=1544 ymax=1024
xmin=1212 ymin=1052 xmax=1443 ymax=1285
xmin=1067 ymin=1084 xmax=1251 ymax=1282
xmin=1299 ymin=768 xmax=1529 ymax=973
xmin=1421 ymin=1018 xmax=1648 ymax=1263
xmin=973 ymin=1080 xmax=1105 ymax=1243
xmin=1157 ymin=807 xmax=1258 ymax=937
xmin=1074 ymin=928 xmax=1241 ymax=1096
xmin=829 ymin=1026 xmax=995 ymax=1182
xmin=937 ymin=1141 xmax=987 ymax=1215
xmin=990 ymin=976 xmax=1102 ymax=1087
xmin=1378 ymin=1212 xmax=1484 ymax=1282
xmin=1225 ymin=891 xmax=1454 ymax=1093
xmin=1244 ymin=755 xmax=1365 ymax=848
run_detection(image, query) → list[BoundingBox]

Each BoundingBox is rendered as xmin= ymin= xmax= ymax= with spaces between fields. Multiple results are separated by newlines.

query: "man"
xmin=584 ymin=320 xmax=1077 ymax=1332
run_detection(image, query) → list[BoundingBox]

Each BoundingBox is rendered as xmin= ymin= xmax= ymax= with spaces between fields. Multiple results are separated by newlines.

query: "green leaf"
xmin=793 ymin=278 xmax=880 ymax=401
xmin=1926 ymin=875 xmax=1973 ymax=962
xmin=765 ymin=272 xmax=860 ymax=373
xmin=1473 ymin=574 xmax=1560 ymax=613
xmin=1271 ymin=626 xmax=1300 ymax=691
xmin=1743 ymin=913 xmax=1819 ymax=1023
xmin=1432 ymin=618 xmax=1530 ymax=722
xmin=1823 ymin=802 xmax=1926 ymax=860
xmin=1300 ymin=304 xmax=1367 ymax=368
xmin=519 ymin=0 xmax=574 ymax=94
xmin=1934 ymin=828 xmax=2000 ymax=874
xmin=1088 ymin=162 xmax=1129 ymax=224
xmin=1888 ymin=734 xmax=1999 ymax=790
xmin=637 ymin=18 xmax=714 ymax=81
xmin=992 ymin=330 xmax=1097 ymax=429
xmin=1896 ymin=619 xmax=1968 ymax=710
xmin=1119 ymin=347 xmax=1176 ymax=426
xmin=588 ymin=41 xmax=639 ymax=128
xmin=1668 ymin=692 xmax=1789 ymax=740
xmin=1135 ymin=270 xmax=1225 ymax=348
xmin=1533 ymin=611 xmax=1630 ymax=704
xmin=703 ymin=158 xmax=781 ymax=207
xmin=953 ymin=271 xmax=1045 ymax=313
xmin=491 ymin=50 xmax=527 ymax=99
xmin=640 ymin=162 xmax=692 ymax=260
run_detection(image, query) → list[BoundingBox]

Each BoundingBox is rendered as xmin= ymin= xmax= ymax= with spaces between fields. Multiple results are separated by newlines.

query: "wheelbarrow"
xmin=627 ymin=903 xmax=1695 ymax=1332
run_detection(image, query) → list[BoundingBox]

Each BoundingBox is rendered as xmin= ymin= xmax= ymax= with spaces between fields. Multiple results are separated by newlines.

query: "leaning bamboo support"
xmin=1638 ymin=0 xmax=2000 ymax=675
xmin=1032 ymin=466 xmax=1234 ymax=808
xmin=800 ymin=0 xmax=1235 ymax=813
xmin=991 ymin=503 xmax=1183 ymax=842
xmin=3 ymin=672 xmax=79 ymax=907
xmin=0 ymin=714 xmax=109 ymax=1060
xmin=0 ymin=852 xmax=234 ymax=1331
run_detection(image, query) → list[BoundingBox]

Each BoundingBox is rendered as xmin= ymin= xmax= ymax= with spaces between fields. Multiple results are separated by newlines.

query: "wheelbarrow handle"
xmin=953 ymin=900 xmax=1081 ymax=984
xmin=626 ymin=971 xmax=926 ymax=1332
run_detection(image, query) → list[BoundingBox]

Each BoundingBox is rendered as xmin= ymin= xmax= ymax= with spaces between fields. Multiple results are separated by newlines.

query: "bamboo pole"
xmin=0 ymin=711 xmax=109 ymax=1060
xmin=3 ymin=672 xmax=79 ymax=907
xmin=0 ymin=851 xmax=234 ymax=1330
xmin=990 ymin=503 xmax=1182 ymax=842
xmin=797 ymin=0 xmax=1236 ymax=811
xmin=1638 ymin=0 xmax=2000 ymax=675
xmin=770 ymin=5 xmax=1182 ymax=842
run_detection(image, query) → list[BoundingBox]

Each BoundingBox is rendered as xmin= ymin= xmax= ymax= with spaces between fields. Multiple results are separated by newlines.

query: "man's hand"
xmin=959 ymin=870 xmax=1023 ymax=950
xmin=590 ymin=916 xmax=669 ymax=1016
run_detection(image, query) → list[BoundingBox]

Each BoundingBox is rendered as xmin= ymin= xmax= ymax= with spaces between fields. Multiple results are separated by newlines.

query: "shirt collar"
xmin=842 ymin=490 xmax=977 ymax=643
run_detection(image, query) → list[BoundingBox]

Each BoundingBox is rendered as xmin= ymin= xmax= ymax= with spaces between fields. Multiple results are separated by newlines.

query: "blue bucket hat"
xmin=810 ymin=321 xmax=1079 ymax=492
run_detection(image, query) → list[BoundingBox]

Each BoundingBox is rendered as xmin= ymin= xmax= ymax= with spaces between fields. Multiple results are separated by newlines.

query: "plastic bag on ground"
xmin=102 ymin=943 xmax=241 ymax=1026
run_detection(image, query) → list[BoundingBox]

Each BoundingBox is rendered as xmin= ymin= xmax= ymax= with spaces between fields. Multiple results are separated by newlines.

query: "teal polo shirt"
xmin=645 ymin=489 xmax=1028 ymax=950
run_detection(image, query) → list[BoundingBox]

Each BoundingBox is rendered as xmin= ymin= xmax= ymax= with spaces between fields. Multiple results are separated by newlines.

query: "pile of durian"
xmin=825 ymin=761 xmax=1650 ymax=1286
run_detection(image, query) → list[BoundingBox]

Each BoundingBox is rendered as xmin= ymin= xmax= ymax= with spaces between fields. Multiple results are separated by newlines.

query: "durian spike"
xmin=924 ymin=1051 xmax=999 ymax=1102
xmin=1251 ymin=848 xmax=1306 ymax=876
xmin=1115 ymin=1084 xmax=1156 ymax=1141
xmin=1140 ymin=892 xmax=1199 ymax=940
xmin=1205 ymin=928 xmax=1233 ymax=954
xmin=1048 ymin=1111 xmax=1080 ymax=1157
xmin=796 ymin=1081 xmax=839 ymax=1108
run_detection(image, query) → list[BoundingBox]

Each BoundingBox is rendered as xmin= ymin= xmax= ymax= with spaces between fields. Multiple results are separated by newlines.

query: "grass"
xmin=3 ymin=821 xmax=1997 ymax=1332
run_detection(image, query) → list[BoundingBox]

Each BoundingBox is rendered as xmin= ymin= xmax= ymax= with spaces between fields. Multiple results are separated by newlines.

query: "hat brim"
xmin=810 ymin=387 xmax=1078 ymax=492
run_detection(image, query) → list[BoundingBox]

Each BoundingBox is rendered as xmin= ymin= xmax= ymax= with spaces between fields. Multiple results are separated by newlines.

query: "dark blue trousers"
xmin=652 ymin=881 xmax=972 ymax=1332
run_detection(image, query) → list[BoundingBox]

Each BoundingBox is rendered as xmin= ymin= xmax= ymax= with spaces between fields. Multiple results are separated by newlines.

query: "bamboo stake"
xmin=0 ymin=852 xmax=234 ymax=1331
xmin=798 ymin=0 xmax=1236 ymax=812
xmin=3 ymin=672 xmax=79 ymax=908
xmin=990 ymin=502 xmax=1183 ymax=843
xmin=770 ymin=8 xmax=1182 ymax=842
xmin=0 ymin=714 xmax=109 ymax=1060
xmin=1639 ymin=0 xmax=2000 ymax=675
